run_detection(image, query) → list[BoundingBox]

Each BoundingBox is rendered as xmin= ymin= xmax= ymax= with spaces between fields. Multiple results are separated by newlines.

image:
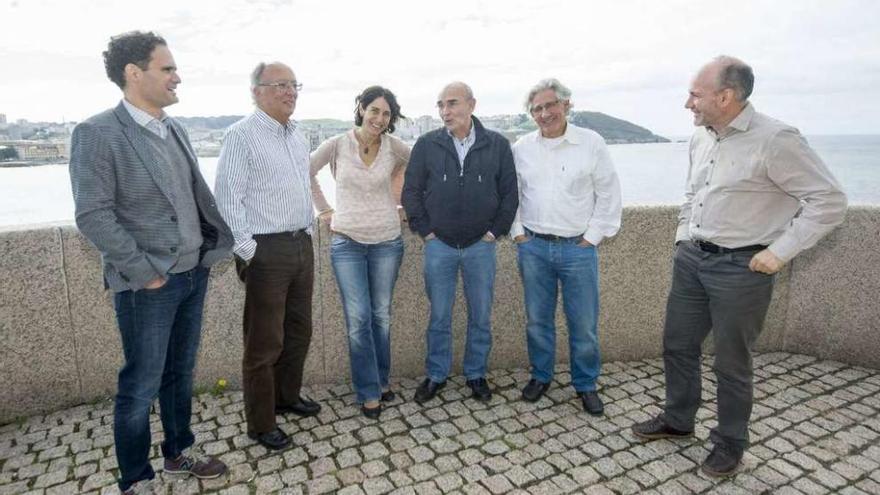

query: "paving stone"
xmin=33 ymin=469 xmax=68 ymax=488
xmin=307 ymin=474 xmax=341 ymax=494
xmin=2 ymin=353 xmax=878 ymax=495
xmin=481 ymin=474 xmax=513 ymax=494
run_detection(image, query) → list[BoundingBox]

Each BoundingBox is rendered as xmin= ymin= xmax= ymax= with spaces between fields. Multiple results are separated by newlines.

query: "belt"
xmin=693 ymin=240 xmax=766 ymax=254
xmin=255 ymin=229 xmax=309 ymax=240
xmin=527 ymin=228 xmax=583 ymax=243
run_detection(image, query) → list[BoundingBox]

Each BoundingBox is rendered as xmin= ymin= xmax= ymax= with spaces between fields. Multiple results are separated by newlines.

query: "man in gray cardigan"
xmin=69 ymin=31 xmax=233 ymax=495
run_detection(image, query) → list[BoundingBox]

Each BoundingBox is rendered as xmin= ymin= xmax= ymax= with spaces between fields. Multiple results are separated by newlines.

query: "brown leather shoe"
xmin=631 ymin=416 xmax=693 ymax=440
xmin=701 ymin=443 xmax=742 ymax=477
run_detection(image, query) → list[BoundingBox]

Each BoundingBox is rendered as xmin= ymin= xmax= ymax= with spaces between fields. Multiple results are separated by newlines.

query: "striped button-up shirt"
xmin=215 ymin=109 xmax=314 ymax=261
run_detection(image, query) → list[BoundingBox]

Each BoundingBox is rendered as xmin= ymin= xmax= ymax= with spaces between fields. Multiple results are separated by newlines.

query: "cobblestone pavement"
xmin=2 ymin=352 xmax=880 ymax=494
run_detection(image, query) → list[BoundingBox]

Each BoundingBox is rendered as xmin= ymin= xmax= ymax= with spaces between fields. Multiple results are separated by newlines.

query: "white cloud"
xmin=0 ymin=0 xmax=878 ymax=134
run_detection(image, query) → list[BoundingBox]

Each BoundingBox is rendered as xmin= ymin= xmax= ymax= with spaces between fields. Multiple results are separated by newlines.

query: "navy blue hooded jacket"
xmin=402 ymin=117 xmax=518 ymax=248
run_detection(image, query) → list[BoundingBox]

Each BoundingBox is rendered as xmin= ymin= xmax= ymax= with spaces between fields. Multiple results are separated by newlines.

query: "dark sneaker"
xmin=164 ymin=446 xmax=227 ymax=479
xmin=467 ymin=378 xmax=492 ymax=402
xmin=122 ymin=478 xmax=155 ymax=495
xmin=631 ymin=416 xmax=693 ymax=440
xmin=521 ymin=379 xmax=550 ymax=402
xmin=276 ymin=396 xmax=321 ymax=417
xmin=248 ymin=428 xmax=292 ymax=451
xmin=701 ymin=443 xmax=742 ymax=477
xmin=380 ymin=390 xmax=396 ymax=402
xmin=579 ymin=391 xmax=604 ymax=416
xmin=414 ymin=378 xmax=446 ymax=404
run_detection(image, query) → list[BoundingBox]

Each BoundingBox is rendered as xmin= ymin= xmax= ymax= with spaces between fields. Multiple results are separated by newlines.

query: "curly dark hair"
xmin=354 ymin=86 xmax=405 ymax=134
xmin=103 ymin=31 xmax=167 ymax=89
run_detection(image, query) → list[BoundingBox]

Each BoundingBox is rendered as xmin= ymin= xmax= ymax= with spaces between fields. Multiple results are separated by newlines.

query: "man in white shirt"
xmin=511 ymin=78 xmax=622 ymax=415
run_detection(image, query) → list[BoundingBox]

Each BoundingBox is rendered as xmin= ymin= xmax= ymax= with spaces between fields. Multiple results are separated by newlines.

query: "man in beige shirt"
xmin=632 ymin=56 xmax=846 ymax=477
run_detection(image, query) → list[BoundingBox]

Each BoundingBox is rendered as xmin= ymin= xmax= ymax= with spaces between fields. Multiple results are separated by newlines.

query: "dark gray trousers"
xmin=661 ymin=242 xmax=775 ymax=451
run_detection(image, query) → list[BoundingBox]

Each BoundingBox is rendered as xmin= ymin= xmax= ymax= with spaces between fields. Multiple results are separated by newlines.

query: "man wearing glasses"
xmin=510 ymin=78 xmax=622 ymax=415
xmin=215 ymin=62 xmax=320 ymax=451
xmin=402 ymin=82 xmax=518 ymax=404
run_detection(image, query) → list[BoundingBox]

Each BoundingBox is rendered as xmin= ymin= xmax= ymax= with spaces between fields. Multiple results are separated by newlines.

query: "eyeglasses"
xmin=257 ymin=80 xmax=303 ymax=92
xmin=530 ymin=99 xmax=561 ymax=116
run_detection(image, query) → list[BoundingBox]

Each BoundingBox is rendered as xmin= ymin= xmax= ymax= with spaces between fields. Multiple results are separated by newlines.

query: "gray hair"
xmin=714 ymin=55 xmax=754 ymax=102
xmin=250 ymin=62 xmax=268 ymax=89
xmin=524 ymin=78 xmax=572 ymax=112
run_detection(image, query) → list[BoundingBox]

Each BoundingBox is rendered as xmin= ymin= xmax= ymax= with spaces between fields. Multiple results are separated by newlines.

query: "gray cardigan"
xmin=69 ymin=102 xmax=233 ymax=292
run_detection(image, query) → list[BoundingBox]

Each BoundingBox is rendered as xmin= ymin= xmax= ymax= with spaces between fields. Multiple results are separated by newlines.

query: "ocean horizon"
xmin=1 ymin=134 xmax=877 ymax=229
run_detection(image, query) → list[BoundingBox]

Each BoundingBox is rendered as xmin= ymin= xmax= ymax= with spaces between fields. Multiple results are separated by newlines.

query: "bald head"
xmin=703 ymin=55 xmax=754 ymax=103
xmin=437 ymin=81 xmax=476 ymax=139
xmin=439 ymin=81 xmax=474 ymax=101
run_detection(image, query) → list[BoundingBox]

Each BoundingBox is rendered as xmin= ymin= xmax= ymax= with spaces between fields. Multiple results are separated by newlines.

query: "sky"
xmin=1 ymin=0 xmax=879 ymax=137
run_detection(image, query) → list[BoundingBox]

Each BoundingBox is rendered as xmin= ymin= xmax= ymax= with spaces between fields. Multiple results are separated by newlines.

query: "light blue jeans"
xmin=423 ymin=238 xmax=496 ymax=382
xmin=330 ymin=234 xmax=404 ymax=403
xmin=517 ymin=235 xmax=601 ymax=392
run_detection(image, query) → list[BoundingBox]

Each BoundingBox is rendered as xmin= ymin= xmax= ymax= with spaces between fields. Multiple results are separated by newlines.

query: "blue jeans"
xmin=112 ymin=267 xmax=209 ymax=491
xmin=330 ymin=234 xmax=404 ymax=403
xmin=423 ymin=238 xmax=496 ymax=382
xmin=517 ymin=235 xmax=600 ymax=392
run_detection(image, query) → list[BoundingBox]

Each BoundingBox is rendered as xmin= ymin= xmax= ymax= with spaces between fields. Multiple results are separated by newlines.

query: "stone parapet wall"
xmin=1 ymin=206 xmax=877 ymax=422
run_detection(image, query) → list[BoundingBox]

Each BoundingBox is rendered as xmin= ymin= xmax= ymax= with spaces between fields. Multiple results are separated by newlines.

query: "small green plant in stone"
xmin=212 ymin=378 xmax=228 ymax=397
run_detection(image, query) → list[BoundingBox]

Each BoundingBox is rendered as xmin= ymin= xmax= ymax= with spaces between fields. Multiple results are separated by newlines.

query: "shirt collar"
xmin=122 ymin=98 xmax=168 ymax=131
xmin=538 ymin=120 xmax=580 ymax=145
xmin=254 ymin=108 xmax=297 ymax=137
xmin=709 ymin=102 xmax=754 ymax=138
xmin=446 ymin=117 xmax=476 ymax=144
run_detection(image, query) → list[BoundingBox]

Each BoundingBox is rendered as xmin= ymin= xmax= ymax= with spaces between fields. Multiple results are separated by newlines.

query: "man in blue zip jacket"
xmin=402 ymin=81 xmax=518 ymax=404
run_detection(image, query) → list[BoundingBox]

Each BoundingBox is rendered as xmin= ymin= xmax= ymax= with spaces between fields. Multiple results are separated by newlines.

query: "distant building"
xmin=0 ymin=140 xmax=67 ymax=162
xmin=0 ymin=113 xmax=6 ymax=125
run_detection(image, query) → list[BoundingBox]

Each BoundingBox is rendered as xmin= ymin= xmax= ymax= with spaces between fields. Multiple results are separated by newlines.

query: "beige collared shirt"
xmin=676 ymin=104 xmax=847 ymax=262
xmin=310 ymin=130 xmax=411 ymax=244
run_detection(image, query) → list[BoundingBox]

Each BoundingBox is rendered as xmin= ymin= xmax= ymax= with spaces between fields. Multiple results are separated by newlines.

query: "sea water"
xmin=1 ymin=135 xmax=877 ymax=228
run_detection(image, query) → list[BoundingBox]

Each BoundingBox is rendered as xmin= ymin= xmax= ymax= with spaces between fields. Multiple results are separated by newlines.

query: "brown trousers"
xmin=237 ymin=231 xmax=314 ymax=434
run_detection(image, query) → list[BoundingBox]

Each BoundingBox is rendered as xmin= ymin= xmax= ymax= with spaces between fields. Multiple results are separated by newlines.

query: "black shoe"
xmin=380 ymin=390 xmax=396 ymax=402
xmin=579 ymin=391 xmax=604 ymax=416
xmin=414 ymin=378 xmax=446 ymax=404
xmin=701 ymin=443 xmax=742 ymax=477
xmin=466 ymin=378 xmax=492 ymax=402
xmin=276 ymin=396 xmax=321 ymax=417
xmin=361 ymin=404 xmax=382 ymax=419
xmin=248 ymin=428 xmax=291 ymax=450
xmin=521 ymin=379 xmax=550 ymax=402
xmin=631 ymin=416 xmax=693 ymax=440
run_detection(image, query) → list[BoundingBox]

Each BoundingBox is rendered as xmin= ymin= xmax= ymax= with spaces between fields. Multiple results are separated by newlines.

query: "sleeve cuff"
xmin=582 ymin=228 xmax=604 ymax=246
xmin=767 ymin=236 xmax=799 ymax=263
xmin=234 ymin=238 xmax=258 ymax=262
xmin=509 ymin=222 xmax=525 ymax=239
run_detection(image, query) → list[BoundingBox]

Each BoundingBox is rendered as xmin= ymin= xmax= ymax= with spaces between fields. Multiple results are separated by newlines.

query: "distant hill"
xmin=176 ymin=112 xmax=667 ymax=144
xmin=569 ymin=111 xmax=668 ymax=144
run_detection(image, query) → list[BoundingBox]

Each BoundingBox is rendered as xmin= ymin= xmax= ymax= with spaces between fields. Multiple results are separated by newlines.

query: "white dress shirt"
xmin=215 ymin=109 xmax=314 ymax=261
xmin=510 ymin=123 xmax=622 ymax=245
